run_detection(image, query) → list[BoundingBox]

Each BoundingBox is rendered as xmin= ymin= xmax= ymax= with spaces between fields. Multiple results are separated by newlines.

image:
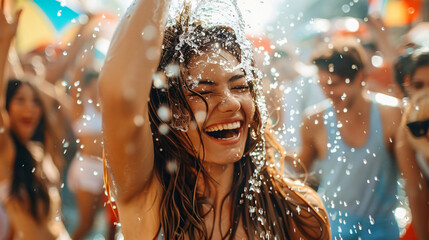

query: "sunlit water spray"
xmin=162 ymin=0 xmax=270 ymax=227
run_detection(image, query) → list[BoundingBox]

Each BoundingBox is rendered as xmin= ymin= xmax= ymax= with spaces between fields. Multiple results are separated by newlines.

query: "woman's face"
xmin=407 ymin=64 xmax=429 ymax=97
xmin=183 ymin=48 xmax=255 ymax=165
xmin=8 ymin=84 xmax=42 ymax=142
xmin=406 ymin=102 xmax=429 ymax=158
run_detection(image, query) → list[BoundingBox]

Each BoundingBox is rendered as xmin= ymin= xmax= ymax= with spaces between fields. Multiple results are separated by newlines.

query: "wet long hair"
xmin=5 ymin=79 xmax=50 ymax=221
xmin=147 ymin=15 xmax=330 ymax=240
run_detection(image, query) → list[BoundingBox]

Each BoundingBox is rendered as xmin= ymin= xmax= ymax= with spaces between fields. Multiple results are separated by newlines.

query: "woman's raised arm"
xmin=0 ymin=1 xmax=20 ymax=150
xmin=98 ymin=0 xmax=170 ymax=203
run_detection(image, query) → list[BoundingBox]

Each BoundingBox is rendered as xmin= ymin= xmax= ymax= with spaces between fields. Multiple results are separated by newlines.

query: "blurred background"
xmin=2 ymin=0 xmax=428 ymax=239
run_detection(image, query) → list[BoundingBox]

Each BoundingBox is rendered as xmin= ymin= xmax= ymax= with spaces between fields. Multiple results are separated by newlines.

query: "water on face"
xmin=161 ymin=0 xmax=271 ymax=229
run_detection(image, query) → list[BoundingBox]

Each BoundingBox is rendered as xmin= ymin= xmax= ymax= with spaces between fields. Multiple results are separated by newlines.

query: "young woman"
xmin=395 ymin=50 xmax=429 ymax=240
xmin=67 ymin=70 xmax=104 ymax=240
xmin=99 ymin=0 xmax=330 ymax=239
xmin=0 ymin=3 xmax=69 ymax=240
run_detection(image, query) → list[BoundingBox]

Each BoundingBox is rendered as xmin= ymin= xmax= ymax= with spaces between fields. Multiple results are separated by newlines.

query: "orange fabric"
xmin=103 ymin=148 xmax=118 ymax=223
xmin=399 ymin=223 xmax=418 ymax=240
xmin=384 ymin=0 xmax=422 ymax=26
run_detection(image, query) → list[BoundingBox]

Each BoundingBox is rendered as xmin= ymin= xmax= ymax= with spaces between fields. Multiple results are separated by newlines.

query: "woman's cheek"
xmin=242 ymin=94 xmax=256 ymax=121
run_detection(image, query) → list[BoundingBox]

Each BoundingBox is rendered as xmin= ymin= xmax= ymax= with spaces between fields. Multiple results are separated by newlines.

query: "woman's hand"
xmin=0 ymin=0 xmax=21 ymax=45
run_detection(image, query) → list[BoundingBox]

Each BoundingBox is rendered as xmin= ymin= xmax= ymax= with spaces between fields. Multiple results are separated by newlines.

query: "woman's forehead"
xmin=186 ymin=49 xmax=242 ymax=79
xmin=15 ymin=83 xmax=34 ymax=95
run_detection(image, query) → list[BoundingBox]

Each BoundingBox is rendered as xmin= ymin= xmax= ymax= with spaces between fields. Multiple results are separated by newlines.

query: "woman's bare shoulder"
xmin=283 ymin=178 xmax=326 ymax=213
xmin=281 ymin=178 xmax=331 ymax=239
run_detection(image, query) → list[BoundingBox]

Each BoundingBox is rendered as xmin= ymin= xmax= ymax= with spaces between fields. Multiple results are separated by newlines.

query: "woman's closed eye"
xmin=411 ymin=81 xmax=424 ymax=89
xmin=13 ymin=97 xmax=26 ymax=104
xmin=231 ymin=85 xmax=250 ymax=92
xmin=188 ymin=89 xmax=213 ymax=96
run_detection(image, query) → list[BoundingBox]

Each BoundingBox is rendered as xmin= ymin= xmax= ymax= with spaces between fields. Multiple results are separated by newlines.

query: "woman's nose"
xmin=217 ymin=91 xmax=241 ymax=113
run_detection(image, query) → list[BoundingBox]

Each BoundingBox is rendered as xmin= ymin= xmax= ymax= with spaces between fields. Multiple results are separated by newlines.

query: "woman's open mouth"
xmin=204 ymin=121 xmax=241 ymax=141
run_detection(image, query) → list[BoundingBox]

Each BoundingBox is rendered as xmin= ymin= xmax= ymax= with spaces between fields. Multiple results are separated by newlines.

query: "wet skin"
xmin=184 ymin=48 xmax=255 ymax=166
xmin=317 ymin=69 xmax=362 ymax=111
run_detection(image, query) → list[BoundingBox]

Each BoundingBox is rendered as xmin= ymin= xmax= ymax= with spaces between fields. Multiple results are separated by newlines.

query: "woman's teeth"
xmin=205 ymin=121 xmax=241 ymax=139
xmin=205 ymin=121 xmax=240 ymax=132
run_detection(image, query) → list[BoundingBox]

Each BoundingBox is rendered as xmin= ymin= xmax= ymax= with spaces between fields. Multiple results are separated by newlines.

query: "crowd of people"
xmin=0 ymin=0 xmax=428 ymax=239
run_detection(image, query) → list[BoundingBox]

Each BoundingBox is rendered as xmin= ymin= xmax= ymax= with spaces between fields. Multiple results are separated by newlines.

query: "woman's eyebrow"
xmin=229 ymin=74 xmax=245 ymax=82
xmin=196 ymin=74 xmax=245 ymax=86
xmin=197 ymin=79 xmax=216 ymax=86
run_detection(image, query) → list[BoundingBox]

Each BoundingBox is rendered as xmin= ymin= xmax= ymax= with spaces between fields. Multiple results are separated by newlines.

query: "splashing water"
xmin=166 ymin=0 xmax=270 ymax=231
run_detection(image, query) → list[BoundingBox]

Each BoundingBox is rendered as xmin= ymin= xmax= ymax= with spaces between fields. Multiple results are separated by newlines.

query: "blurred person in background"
xmin=395 ymin=49 xmax=429 ymax=240
xmin=293 ymin=37 xmax=402 ymax=239
xmin=0 ymin=3 xmax=69 ymax=239
xmin=62 ymin=12 xmax=119 ymax=239
xmin=269 ymin=48 xmax=325 ymax=154
xmin=67 ymin=69 xmax=104 ymax=240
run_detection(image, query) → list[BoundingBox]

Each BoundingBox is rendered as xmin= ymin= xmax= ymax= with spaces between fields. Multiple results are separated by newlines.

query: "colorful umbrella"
xmin=15 ymin=0 xmax=83 ymax=53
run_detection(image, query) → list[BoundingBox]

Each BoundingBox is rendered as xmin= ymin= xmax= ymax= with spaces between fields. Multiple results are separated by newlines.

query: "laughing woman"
xmin=99 ymin=0 xmax=330 ymax=239
xmin=0 ymin=3 xmax=69 ymax=240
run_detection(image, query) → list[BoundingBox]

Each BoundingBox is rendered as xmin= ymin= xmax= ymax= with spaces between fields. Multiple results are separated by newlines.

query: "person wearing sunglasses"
xmin=395 ymin=89 xmax=429 ymax=240
xmin=393 ymin=47 xmax=429 ymax=240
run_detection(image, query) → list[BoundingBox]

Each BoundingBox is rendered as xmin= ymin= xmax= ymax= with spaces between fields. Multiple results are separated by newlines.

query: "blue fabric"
xmin=32 ymin=0 xmax=80 ymax=31
xmin=312 ymin=101 xmax=400 ymax=239
xmin=329 ymin=209 xmax=399 ymax=240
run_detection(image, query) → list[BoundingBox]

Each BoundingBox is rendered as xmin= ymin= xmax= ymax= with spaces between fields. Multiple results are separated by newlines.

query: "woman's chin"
xmin=203 ymin=148 xmax=244 ymax=165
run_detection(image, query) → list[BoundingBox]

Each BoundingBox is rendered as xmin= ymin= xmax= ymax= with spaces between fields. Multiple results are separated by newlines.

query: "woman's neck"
xmin=197 ymin=162 xmax=235 ymax=209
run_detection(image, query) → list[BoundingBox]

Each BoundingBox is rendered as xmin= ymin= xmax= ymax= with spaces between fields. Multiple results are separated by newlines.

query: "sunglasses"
xmin=406 ymin=119 xmax=429 ymax=138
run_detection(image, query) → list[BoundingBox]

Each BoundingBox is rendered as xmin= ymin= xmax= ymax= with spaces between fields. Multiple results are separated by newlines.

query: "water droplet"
xmin=153 ymin=72 xmax=167 ymax=89
xmin=133 ymin=115 xmax=144 ymax=127
xmin=141 ymin=25 xmax=157 ymax=41
xmin=165 ymin=64 xmax=180 ymax=78
xmin=369 ymin=215 xmax=375 ymax=225
xmin=159 ymin=123 xmax=170 ymax=135
xmin=342 ymin=4 xmax=351 ymax=13
xmin=371 ymin=55 xmax=383 ymax=68
xmin=157 ymin=105 xmax=171 ymax=121
xmin=146 ymin=47 xmax=158 ymax=60
xmin=250 ymin=128 xmax=258 ymax=140
xmin=166 ymin=159 xmax=178 ymax=174
xmin=194 ymin=111 xmax=207 ymax=123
